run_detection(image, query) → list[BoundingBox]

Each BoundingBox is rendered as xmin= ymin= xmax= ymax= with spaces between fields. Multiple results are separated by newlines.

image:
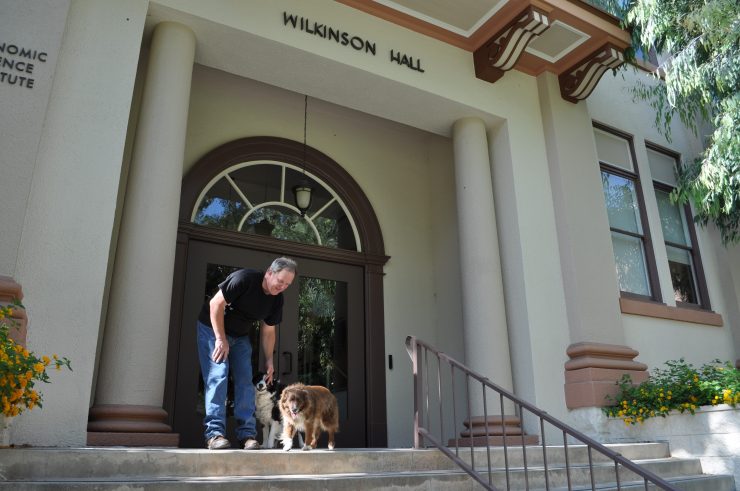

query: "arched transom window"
xmin=191 ymin=161 xmax=360 ymax=251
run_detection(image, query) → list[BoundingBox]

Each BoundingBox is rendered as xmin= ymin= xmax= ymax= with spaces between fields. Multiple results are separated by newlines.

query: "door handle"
xmin=281 ymin=351 xmax=293 ymax=376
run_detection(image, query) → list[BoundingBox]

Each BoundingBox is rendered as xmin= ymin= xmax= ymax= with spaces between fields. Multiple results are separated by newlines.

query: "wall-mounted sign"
xmin=283 ymin=12 xmax=425 ymax=73
xmin=0 ymin=42 xmax=48 ymax=89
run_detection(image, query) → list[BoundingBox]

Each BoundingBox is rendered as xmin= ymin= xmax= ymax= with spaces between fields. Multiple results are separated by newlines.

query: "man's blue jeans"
xmin=196 ymin=321 xmax=256 ymax=443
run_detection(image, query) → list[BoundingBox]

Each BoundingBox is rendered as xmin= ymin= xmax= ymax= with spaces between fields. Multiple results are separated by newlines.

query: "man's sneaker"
xmin=243 ymin=438 xmax=260 ymax=450
xmin=207 ymin=435 xmax=231 ymax=450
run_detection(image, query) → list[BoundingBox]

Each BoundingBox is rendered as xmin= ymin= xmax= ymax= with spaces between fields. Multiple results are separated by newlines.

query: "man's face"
xmin=264 ymin=269 xmax=295 ymax=295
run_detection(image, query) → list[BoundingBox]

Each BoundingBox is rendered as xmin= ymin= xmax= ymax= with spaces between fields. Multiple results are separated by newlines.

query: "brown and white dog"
xmin=279 ymin=383 xmax=339 ymax=451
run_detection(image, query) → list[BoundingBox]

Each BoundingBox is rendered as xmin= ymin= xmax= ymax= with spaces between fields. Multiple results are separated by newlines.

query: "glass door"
xmin=172 ymin=240 xmax=365 ymax=448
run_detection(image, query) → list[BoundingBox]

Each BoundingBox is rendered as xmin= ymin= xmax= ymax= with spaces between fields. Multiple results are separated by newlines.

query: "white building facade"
xmin=1 ymin=0 xmax=738 ymax=448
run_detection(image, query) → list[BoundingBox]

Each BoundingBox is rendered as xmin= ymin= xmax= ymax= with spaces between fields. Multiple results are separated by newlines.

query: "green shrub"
xmin=603 ymin=359 xmax=740 ymax=425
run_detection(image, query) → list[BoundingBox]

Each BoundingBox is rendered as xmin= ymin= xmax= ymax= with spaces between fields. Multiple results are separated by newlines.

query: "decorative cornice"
xmin=559 ymin=42 xmax=624 ymax=103
xmin=474 ymin=5 xmax=550 ymax=83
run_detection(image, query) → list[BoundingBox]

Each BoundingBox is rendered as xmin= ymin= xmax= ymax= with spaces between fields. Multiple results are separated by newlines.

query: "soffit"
xmin=337 ymin=0 xmax=632 ymax=102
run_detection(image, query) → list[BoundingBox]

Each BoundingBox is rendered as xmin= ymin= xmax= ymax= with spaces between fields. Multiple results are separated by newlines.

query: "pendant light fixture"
xmin=292 ymin=95 xmax=313 ymax=216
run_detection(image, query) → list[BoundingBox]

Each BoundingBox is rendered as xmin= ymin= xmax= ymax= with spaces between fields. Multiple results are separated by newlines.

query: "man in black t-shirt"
xmin=196 ymin=257 xmax=297 ymax=450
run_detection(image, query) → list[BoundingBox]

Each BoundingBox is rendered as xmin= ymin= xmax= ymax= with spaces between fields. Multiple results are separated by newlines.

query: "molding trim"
xmin=619 ymin=297 xmax=723 ymax=327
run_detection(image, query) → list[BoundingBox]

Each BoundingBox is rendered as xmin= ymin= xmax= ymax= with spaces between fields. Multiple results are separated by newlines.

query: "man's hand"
xmin=209 ymin=290 xmax=229 ymax=363
xmin=265 ymin=358 xmax=275 ymax=384
xmin=212 ymin=338 xmax=229 ymax=363
xmin=261 ymin=323 xmax=276 ymax=383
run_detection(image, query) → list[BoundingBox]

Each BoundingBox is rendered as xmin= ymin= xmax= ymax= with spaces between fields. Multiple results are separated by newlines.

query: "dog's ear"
xmin=252 ymin=372 xmax=265 ymax=385
xmin=279 ymin=389 xmax=290 ymax=404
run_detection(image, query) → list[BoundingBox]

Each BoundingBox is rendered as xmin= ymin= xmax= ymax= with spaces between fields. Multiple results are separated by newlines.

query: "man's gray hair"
xmin=269 ymin=257 xmax=297 ymax=274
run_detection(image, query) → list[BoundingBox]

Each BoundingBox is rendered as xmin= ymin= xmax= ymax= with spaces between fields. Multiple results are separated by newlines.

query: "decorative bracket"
xmin=559 ymin=42 xmax=624 ymax=103
xmin=474 ymin=5 xmax=550 ymax=83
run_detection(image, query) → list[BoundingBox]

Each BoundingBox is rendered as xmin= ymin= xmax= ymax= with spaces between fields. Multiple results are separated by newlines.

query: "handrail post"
xmin=405 ymin=336 xmax=421 ymax=449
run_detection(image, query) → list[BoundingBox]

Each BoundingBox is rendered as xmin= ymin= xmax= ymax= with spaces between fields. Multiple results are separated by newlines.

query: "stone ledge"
xmin=569 ymin=405 xmax=740 ymax=490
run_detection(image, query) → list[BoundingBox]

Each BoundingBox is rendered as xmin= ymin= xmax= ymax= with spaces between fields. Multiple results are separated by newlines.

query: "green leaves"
xmin=623 ymin=0 xmax=740 ymax=243
xmin=603 ymin=358 xmax=740 ymax=424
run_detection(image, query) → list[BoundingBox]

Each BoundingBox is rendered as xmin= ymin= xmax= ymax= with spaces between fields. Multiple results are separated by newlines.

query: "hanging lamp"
xmin=292 ymin=95 xmax=313 ymax=216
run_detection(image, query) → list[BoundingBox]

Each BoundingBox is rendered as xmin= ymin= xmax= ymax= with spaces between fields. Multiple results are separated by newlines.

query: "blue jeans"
xmin=196 ymin=320 xmax=256 ymax=442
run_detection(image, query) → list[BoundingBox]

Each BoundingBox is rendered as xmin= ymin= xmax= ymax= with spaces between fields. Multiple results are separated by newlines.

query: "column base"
xmin=449 ymin=415 xmax=539 ymax=447
xmin=564 ymin=342 xmax=648 ymax=409
xmin=87 ymin=431 xmax=179 ymax=447
xmin=87 ymin=404 xmax=179 ymax=447
xmin=0 ymin=276 xmax=27 ymax=347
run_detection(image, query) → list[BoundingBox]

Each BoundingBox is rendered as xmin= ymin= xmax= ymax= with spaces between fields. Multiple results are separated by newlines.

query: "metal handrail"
xmin=406 ymin=335 xmax=680 ymax=490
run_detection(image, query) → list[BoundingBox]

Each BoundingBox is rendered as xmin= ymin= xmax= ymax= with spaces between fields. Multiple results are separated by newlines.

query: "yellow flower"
xmin=42 ymin=355 xmax=51 ymax=366
xmin=33 ymin=362 xmax=45 ymax=374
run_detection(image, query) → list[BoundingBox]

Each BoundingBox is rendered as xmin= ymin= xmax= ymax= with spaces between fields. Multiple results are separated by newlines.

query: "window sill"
xmin=619 ymin=297 xmax=723 ymax=327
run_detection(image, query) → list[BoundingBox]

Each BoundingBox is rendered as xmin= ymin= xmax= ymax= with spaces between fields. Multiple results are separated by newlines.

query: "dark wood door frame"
xmin=165 ymin=136 xmax=389 ymax=447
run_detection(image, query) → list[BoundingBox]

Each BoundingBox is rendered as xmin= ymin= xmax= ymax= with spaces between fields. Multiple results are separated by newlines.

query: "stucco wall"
xmin=11 ymin=0 xmax=147 ymax=446
xmin=586 ymin=68 xmax=739 ymax=369
xmin=0 ymin=0 xmax=69 ymax=277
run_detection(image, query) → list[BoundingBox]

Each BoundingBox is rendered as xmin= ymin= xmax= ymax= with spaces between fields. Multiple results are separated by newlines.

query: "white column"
xmin=453 ymin=117 xmax=513 ymax=394
xmin=89 ymin=22 xmax=195 ymax=444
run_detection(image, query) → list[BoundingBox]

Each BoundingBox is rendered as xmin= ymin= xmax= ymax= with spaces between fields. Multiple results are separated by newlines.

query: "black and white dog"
xmin=253 ymin=374 xmax=303 ymax=449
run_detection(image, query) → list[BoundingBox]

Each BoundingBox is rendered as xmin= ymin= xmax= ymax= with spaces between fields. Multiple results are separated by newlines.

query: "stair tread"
xmin=0 ymin=445 xmax=733 ymax=491
xmin=4 ymin=470 xmax=726 ymax=483
xmin=530 ymin=473 xmax=736 ymax=491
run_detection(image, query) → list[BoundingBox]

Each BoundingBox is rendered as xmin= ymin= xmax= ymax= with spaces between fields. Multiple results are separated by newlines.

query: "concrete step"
xmin=533 ymin=474 xmax=736 ymax=491
xmin=0 ymin=445 xmax=734 ymax=491
xmin=479 ymin=458 xmax=703 ymax=489
xmin=0 ymin=443 xmax=672 ymax=480
xmin=0 ymin=469 xmax=735 ymax=491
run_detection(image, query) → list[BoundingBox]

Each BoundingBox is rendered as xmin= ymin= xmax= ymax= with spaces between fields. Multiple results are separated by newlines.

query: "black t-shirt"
xmin=197 ymin=269 xmax=284 ymax=337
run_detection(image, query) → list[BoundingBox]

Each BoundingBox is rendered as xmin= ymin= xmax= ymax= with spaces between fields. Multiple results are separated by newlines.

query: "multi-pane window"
xmin=594 ymin=125 xmax=660 ymax=300
xmin=192 ymin=162 xmax=360 ymax=251
xmin=647 ymin=145 xmax=709 ymax=308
